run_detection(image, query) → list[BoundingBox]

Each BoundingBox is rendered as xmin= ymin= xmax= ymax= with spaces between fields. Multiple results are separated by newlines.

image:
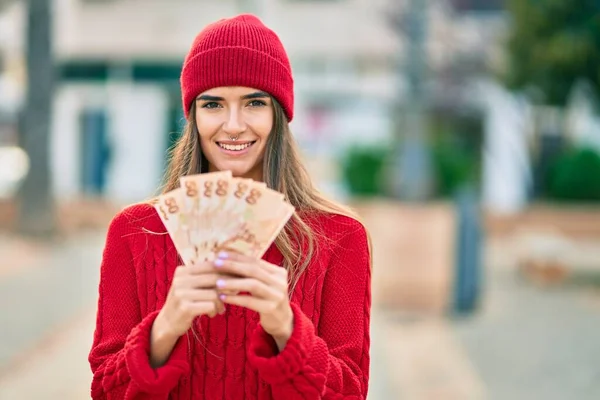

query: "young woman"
xmin=88 ymin=14 xmax=371 ymax=400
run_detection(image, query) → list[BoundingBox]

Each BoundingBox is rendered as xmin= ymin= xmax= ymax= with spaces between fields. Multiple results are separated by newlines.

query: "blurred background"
xmin=1 ymin=0 xmax=600 ymax=398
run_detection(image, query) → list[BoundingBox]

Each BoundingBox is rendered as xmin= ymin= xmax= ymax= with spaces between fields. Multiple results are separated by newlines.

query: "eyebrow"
xmin=196 ymin=91 xmax=270 ymax=101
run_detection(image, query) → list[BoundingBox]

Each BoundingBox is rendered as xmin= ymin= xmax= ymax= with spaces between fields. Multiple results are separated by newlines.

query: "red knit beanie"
xmin=180 ymin=14 xmax=294 ymax=121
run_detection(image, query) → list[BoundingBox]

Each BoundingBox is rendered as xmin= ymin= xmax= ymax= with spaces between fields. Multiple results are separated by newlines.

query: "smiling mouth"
xmin=217 ymin=141 xmax=256 ymax=151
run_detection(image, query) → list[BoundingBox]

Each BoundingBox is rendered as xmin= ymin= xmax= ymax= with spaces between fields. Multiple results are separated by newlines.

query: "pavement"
xmin=1 ymin=218 xmax=600 ymax=399
xmin=0 ymin=309 xmax=94 ymax=399
xmin=451 ymin=241 xmax=600 ymax=400
xmin=0 ymin=232 xmax=102 ymax=400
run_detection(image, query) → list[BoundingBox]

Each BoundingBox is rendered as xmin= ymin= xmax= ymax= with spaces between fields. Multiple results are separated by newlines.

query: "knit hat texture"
xmin=180 ymin=14 xmax=294 ymax=121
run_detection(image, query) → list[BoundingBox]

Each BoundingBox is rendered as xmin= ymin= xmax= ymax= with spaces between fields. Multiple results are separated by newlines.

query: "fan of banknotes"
xmin=153 ymin=171 xmax=295 ymax=266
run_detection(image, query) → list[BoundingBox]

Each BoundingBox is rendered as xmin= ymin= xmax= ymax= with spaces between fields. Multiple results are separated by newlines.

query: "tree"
xmin=505 ymin=0 xmax=600 ymax=106
xmin=17 ymin=0 xmax=57 ymax=237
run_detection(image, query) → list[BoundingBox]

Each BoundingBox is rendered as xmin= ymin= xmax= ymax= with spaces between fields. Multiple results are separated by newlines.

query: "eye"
xmin=201 ymin=101 xmax=221 ymax=109
xmin=248 ymin=99 xmax=267 ymax=108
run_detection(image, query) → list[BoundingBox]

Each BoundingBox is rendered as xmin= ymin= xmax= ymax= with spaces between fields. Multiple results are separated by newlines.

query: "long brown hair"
xmin=160 ymin=98 xmax=364 ymax=292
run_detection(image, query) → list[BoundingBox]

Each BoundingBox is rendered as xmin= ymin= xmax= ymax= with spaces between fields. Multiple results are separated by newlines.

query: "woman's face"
xmin=195 ymin=86 xmax=274 ymax=181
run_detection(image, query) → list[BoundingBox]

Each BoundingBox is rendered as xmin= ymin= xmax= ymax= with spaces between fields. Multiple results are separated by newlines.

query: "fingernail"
xmin=217 ymin=251 xmax=229 ymax=259
xmin=219 ymin=294 xmax=226 ymax=301
xmin=214 ymin=258 xmax=224 ymax=267
xmin=216 ymin=279 xmax=226 ymax=288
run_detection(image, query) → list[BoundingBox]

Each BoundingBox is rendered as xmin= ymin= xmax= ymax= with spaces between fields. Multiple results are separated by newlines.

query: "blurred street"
xmin=1 ymin=204 xmax=599 ymax=400
xmin=0 ymin=232 xmax=101 ymax=399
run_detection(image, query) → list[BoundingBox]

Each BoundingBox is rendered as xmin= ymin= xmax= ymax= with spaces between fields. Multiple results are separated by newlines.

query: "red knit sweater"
xmin=88 ymin=203 xmax=371 ymax=399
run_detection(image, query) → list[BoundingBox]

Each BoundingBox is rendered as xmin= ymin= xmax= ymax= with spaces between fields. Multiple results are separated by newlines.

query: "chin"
xmin=229 ymin=168 xmax=252 ymax=178
xmin=215 ymin=162 xmax=255 ymax=178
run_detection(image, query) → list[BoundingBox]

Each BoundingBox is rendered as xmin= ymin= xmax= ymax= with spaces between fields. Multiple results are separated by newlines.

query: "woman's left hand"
xmin=213 ymin=251 xmax=293 ymax=349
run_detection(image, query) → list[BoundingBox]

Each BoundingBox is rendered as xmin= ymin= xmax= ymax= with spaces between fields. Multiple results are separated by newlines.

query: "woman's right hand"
xmin=155 ymin=261 xmax=224 ymax=338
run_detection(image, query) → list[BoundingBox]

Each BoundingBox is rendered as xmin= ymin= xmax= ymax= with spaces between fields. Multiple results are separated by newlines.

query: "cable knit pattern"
xmin=88 ymin=203 xmax=371 ymax=399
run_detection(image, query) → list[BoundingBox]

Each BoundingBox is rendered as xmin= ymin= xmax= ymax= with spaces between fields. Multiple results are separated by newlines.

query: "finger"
xmin=186 ymin=261 xmax=215 ymax=274
xmin=219 ymin=288 xmax=240 ymax=296
xmin=217 ymin=264 xmax=287 ymax=293
xmin=186 ymin=301 xmax=217 ymax=317
xmin=214 ymin=259 xmax=274 ymax=283
xmin=216 ymin=252 xmax=284 ymax=276
xmin=173 ymin=274 xmax=220 ymax=289
xmin=174 ymin=262 xmax=213 ymax=278
xmin=219 ymin=294 xmax=273 ymax=313
xmin=178 ymin=289 xmax=219 ymax=302
xmin=215 ymin=251 xmax=256 ymax=264
xmin=215 ymin=299 xmax=226 ymax=315
xmin=217 ymin=278 xmax=283 ymax=300
xmin=258 ymin=260 xmax=285 ymax=275
xmin=186 ymin=299 xmax=225 ymax=317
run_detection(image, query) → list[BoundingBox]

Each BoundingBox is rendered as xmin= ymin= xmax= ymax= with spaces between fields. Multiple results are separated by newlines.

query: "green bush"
xmin=431 ymin=138 xmax=479 ymax=198
xmin=548 ymin=147 xmax=600 ymax=202
xmin=341 ymin=145 xmax=389 ymax=197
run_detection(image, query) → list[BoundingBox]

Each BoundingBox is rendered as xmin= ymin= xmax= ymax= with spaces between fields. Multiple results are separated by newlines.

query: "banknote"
xmin=214 ymin=180 xmax=294 ymax=257
xmin=153 ymin=188 xmax=196 ymax=265
xmin=155 ymin=172 xmax=295 ymax=263
xmin=253 ymin=201 xmax=295 ymax=258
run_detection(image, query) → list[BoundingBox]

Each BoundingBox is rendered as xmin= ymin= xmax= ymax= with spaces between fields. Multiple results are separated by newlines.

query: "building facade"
xmin=0 ymin=0 xmax=507 ymax=204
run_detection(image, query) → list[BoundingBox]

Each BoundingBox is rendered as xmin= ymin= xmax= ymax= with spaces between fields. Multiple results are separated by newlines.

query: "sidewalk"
xmin=0 ymin=231 xmax=105 ymax=376
xmin=0 ymin=308 xmax=94 ymax=399
xmin=452 ymin=239 xmax=600 ymax=400
xmin=370 ymin=310 xmax=485 ymax=400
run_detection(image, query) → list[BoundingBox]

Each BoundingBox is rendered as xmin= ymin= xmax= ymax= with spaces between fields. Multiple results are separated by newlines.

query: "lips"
xmin=217 ymin=141 xmax=256 ymax=152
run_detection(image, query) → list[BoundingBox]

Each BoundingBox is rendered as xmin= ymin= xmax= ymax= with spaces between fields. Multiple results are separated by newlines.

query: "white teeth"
xmin=219 ymin=142 xmax=253 ymax=151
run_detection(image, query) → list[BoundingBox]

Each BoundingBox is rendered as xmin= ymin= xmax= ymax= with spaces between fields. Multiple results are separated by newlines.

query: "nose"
xmin=222 ymin=108 xmax=246 ymax=137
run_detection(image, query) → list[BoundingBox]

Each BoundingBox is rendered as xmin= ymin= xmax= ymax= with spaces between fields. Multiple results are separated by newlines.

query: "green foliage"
xmin=431 ymin=137 xmax=479 ymax=198
xmin=505 ymin=0 xmax=600 ymax=106
xmin=547 ymin=146 xmax=600 ymax=201
xmin=341 ymin=145 xmax=389 ymax=197
xmin=429 ymin=115 xmax=483 ymax=198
